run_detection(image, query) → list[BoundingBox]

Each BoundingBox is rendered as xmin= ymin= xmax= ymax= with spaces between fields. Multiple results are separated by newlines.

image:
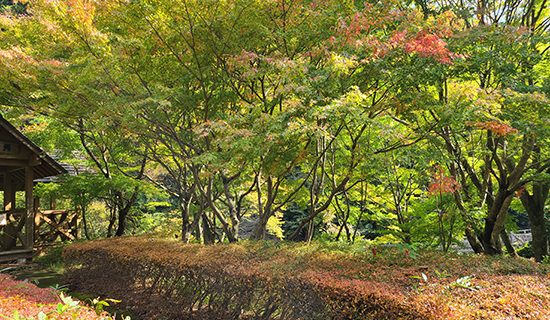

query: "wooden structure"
xmin=35 ymin=209 xmax=79 ymax=245
xmin=0 ymin=116 xmax=66 ymax=262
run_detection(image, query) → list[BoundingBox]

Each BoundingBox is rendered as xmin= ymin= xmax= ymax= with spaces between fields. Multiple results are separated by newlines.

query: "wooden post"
xmin=1 ymin=172 xmax=17 ymax=250
xmin=34 ymin=197 xmax=40 ymax=211
xmin=25 ymin=166 xmax=34 ymax=250
xmin=1 ymin=172 xmax=13 ymax=227
xmin=4 ymin=172 xmax=14 ymax=211
xmin=34 ymin=197 xmax=41 ymax=230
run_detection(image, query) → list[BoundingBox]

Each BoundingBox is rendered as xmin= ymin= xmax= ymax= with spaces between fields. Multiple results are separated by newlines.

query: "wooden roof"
xmin=0 ymin=116 xmax=67 ymax=187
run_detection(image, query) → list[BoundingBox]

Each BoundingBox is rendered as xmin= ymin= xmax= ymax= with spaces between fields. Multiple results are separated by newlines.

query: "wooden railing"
xmin=1 ymin=209 xmax=79 ymax=261
xmin=35 ymin=210 xmax=79 ymax=245
xmin=0 ymin=209 xmax=31 ymax=261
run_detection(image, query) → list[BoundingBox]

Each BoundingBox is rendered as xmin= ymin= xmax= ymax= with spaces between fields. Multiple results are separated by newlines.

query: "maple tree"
xmin=0 ymin=0 xmax=547 ymax=262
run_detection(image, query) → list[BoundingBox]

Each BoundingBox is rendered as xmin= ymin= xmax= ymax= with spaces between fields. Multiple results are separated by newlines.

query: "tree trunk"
xmin=221 ymin=175 xmax=241 ymax=241
xmin=306 ymin=220 xmax=315 ymax=243
xmin=190 ymin=208 xmax=202 ymax=242
xmin=529 ymin=215 xmax=548 ymax=262
xmin=465 ymin=227 xmax=484 ymax=253
xmin=180 ymin=204 xmax=190 ymax=243
xmin=251 ymin=172 xmax=274 ymax=240
xmin=107 ymin=217 xmax=115 ymax=237
xmin=482 ymin=195 xmax=511 ymax=255
xmin=179 ymin=196 xmax=193 ymax=243
xmin=500 ymin=229 xmax=516 ymax=256
xmin=81 ymin=205 xmax=90 ymax=240
xmin=106 ymin=204 xmax=116 ymax=237
xmin=521 ymin=184 xmax=549 ymax=262
xmin=201 ymin=213 xmax=215 ymax=244
xmin=252 ymin=212 xmax=270 ymax=240
xmin=114 ymin=187 xmax=140 ymax=237
xmin=115 ymin=205 xmax=130 ymax=237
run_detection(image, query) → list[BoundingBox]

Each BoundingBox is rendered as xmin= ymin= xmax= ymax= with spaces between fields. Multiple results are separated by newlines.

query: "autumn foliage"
xmin=428 ymin=165 xmax=460 ymax=195
xmin=0 ymin=274 xmax=105 ymax=319
xmin=469 ymin=121 xmax=519 ymax=136
xmin=64 ymin=237 xmax=550 ymax=320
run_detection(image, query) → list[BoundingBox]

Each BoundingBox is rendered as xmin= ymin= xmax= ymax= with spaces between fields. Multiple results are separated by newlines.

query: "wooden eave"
xmin=0 ymin=116 xmax=67 ymax=190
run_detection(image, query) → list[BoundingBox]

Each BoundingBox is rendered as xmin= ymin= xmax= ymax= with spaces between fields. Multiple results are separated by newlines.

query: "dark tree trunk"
xmin=114 ymin=187 xmax=140 ymax=237
xmin=465 ymin=227 xmax=484 ymax=253
xmin=482 ymin=187 xmax=516 ymax=255
xmin=81 ymin=205 xmax=90 ymax=240
xmin=529 ymin=216 xmax=548 ymax=262
xmin=115 ymin=206 xmax=130 ymax=237
xmin=482 ymin=218 xmax=501 ymax=255
xmin=106 ymin=208 xmax=116 ymax=238
xmin=500 ymin=229 xmax=516 ymax=256
xmin=201 ymin=213 xmax=215 ymax=244
xmin=335 ymin=226 xmax=343 ymax=241
xmin=521 ymin=183 xmax=549 ymax=262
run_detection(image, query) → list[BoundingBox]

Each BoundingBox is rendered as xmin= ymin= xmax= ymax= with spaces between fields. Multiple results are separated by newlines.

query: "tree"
xmin=1 ymin=0 xmax=547 ymax=254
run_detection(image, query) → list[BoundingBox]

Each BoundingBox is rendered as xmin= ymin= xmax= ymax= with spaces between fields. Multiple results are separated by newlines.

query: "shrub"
xmin=516 ymin=241 xmax=533 ymax=258
xmin=0 ymin=274 xmax=111 ymax=320
xmin=63 ymin=237 xmax=550 ymax=320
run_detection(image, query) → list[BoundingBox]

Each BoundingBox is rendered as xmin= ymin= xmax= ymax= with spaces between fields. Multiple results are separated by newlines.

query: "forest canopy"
xmin=0 ymin=0 xmax=548 ymax=260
